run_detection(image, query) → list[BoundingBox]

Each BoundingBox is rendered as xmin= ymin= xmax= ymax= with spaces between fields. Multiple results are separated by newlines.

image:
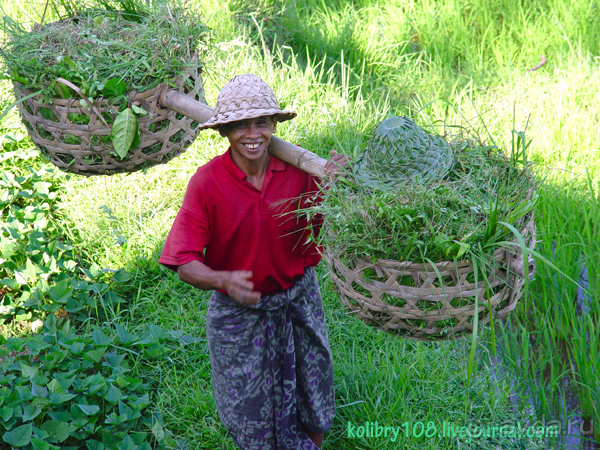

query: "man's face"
xmin=222 ymin=116 xmax=278 ymax=163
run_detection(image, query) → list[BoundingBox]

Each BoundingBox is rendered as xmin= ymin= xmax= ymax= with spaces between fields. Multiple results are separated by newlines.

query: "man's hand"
xmin=221 ymin=270 xmax=261 ymax=306
xmin=177 ymin=261 xmax=261 ymax=306
xmin=324 ymin=150 xmax=349 ymax=177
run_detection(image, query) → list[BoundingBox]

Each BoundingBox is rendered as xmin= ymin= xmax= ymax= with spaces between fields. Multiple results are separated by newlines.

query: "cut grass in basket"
xmin=290 ymin=118 xmax=542 ymax=347
xmin=1 ymin=1 xmax=209 ymax=97
xmin=318 ymin=129 xmax=538 ymax=265
xmin=0 ymin=0 xmax=209 ymax=173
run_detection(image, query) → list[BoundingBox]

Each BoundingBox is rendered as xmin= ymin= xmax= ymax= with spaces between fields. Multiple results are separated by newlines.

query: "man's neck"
xmin=231 ymin=150 xmax=270 ymax=191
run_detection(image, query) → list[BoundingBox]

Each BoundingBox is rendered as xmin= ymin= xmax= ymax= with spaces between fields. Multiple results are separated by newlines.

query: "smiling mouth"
xmin=243 ymin=143 xmax=262 ymax=150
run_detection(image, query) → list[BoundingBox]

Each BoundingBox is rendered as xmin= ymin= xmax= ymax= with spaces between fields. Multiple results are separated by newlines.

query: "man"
xmin=159 ymin=74 xmax=347 ymax=449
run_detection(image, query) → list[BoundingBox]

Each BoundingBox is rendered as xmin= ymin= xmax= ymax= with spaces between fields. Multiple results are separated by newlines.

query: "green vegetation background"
xmin=0 ymin=0 xmax=598 ymax=449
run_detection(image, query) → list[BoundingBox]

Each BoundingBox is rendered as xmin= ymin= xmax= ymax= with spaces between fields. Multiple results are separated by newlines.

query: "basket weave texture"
xmin=14 ymin=66 xmax=205 ymax=176
xmin=325 ymin=221 xmax=536 ymax=341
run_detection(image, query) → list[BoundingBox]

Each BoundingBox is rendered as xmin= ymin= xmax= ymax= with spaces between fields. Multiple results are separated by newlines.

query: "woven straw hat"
xmin=199 ymin=74 xmax=296 ymax=130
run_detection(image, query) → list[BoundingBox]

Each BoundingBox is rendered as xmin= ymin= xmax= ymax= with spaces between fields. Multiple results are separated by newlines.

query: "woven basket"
xmin=13 ymin=65 xmax=205 ymax=176
xmin=325 ymin=220 xmax=536 ymax=341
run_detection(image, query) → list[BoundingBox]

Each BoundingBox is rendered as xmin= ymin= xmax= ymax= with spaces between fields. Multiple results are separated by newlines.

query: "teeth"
xmin=245 ymin=143 xmax=260 ymax=149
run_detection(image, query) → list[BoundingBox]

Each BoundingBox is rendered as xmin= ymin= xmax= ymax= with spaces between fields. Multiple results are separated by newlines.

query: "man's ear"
xmin=272 ymin=117 xmax=278 ymax=134
xmin=218 ymin=126 xmax=227 ymax=138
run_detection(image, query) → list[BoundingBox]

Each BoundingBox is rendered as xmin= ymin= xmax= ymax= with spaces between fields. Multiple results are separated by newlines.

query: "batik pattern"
xmin=206 ymin=267 xmax=335 ymax=450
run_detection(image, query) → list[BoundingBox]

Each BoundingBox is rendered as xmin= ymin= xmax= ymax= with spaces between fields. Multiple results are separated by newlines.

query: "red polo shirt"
xmin=159 ymin=148 xmax=323 ymax=295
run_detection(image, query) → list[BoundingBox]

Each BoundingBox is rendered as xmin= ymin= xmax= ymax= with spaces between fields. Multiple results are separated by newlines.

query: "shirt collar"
xmin=221 ymin=147 xmax=285 ymax=181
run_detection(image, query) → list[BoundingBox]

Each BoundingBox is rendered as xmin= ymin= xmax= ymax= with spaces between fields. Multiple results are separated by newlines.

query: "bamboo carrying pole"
xmin=159 ymin=89 xmax=329 ymax=178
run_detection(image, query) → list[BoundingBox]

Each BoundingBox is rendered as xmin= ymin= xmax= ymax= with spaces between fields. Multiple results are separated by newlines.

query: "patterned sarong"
xmin=207 ymin=266 xmax=335 ymax=450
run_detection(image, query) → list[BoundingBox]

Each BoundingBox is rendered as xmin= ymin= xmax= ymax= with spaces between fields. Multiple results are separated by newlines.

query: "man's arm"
xmin=177 ymin=260 xmax=261 ymax=306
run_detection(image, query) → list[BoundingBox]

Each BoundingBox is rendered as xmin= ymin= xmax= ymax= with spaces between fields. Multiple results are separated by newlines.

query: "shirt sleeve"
xmin=158 ymin=178 xmax=211 ymax=272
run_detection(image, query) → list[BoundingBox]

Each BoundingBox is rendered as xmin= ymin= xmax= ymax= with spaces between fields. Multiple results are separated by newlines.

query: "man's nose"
xmin=245 ymin=123 xmax=260 ymax=137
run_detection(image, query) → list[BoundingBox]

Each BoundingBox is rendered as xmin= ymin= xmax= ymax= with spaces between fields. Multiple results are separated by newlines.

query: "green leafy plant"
xmin=0 ymin=316 xmax=181 ymax=449
xmin=0 ymin=148 xmax=134 ymax=327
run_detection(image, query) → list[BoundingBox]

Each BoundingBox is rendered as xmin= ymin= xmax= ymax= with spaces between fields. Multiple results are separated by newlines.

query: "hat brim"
xmin=198 ymin=107 xmax=297 ymax=130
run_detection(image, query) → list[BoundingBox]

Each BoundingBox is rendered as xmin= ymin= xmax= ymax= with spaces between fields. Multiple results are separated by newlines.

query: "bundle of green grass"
xmin=0 ymin=0 xmax=209 ymax=175
xmin=317 ymin=116 xmax=538 ymax=340
xmin=325 ymin=116 xmax=537 ymax=262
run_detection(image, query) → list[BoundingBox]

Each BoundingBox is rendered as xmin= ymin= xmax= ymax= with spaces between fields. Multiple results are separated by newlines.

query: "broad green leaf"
xmin=32 ymin=437 xmax=60 ymax=450
xmin=64 ymin=297 xmax=85 ymax=313
xmin=102 ymin=79 xmax=127 ymax=97
xmin=151 ymin=417 xmax=165 ymax=442
xmin=116 ymin=376 xmax=143 ymax=391
xmin=112 ymin=108 xmax=139 ymax=159
xmin=117 ymin=400 xmax=133 ymax=419
xmin=131 ymin=104 xmax=148 ymax=116
xmin=103 ymin=385 xmax=125 ymax=403
xmin=83 ymin=263 xmax=103 ymax=280
xmin=112 ymin=270 xmax=131 ymax=283
xmin=22 ymin=405 xmax=42 ymax=421
xmin=77 ymin=404 xmax=100 ymax=415
xmin=31 ymin=425 xmax=49 ymax=440
xmin=0 ymin=406 xmax=14 ymax=421
xmin=148 ymin=324 xmax=167 ymax=340
xmin=132 ymin=393 xmax=149 ymax=407
xmin=106 ymin=352 xmax=125 ymax=368
xmin=84 ymin=348 xmax=106 ymax=364
xmin=47 ymin=378 xmax=64 ymax=395
xmin=23 ymin=258 xmax=40 ymax=281
xmin=14 ymin=270 xmax=29 ymax=285
xmin=92 ymin=329 xmax=113 ymax=347
xmin=49 ymin=279 xmax=72 ymax=304
xmin=31 ymin=373 xmax=49 ymax=387
xmin=88 ymin=373 xmax=106 ymax=394
xmin=177 ymin=334 xmax=204 ymax=345
xmin=105 ymin=412 xmax=128 ymax=425
xmin=20 ymin=362 xmax=39 ymax=379
xmin=54 ymin=371 xmax=77 ymax=390
xmin=47 ymin=410 xmax=70 ymax=423
xmin=16 ymin=385 xmax=33 ymax=401
xmin=3 ymin=423 xmax=32 ymax=447
xmin=129 ymin=432 xmax=147 ymax=445
xmin=86 ymin=440 xmax=105 ymax=450
xmin=59 ymin=259 xmax=77 ymax=271
xmin=49 ymin=392 xmax=77 ymax=404
xmin=0 ymin=277 xmax=18 ymax=288
xmin=117 ymin=435 xmax=137 ymax=450
xmin=72 ymin=375 xmax=93 ymax=392
xmin=114 ymin=323 xmax=138 ymax=345
xmin=15 ymin=310 xmax=33 ymax=322
xmin=40 ymin=420 xmax=72 ymax=442
xmin=25 ymin=336 xmax=51 ymax=355
xmin=59 ymin=340 xmax=85 ymax=355
xmin=31 ymin=384 xmax=48 ymax=398
xmin=143 ymin=343 xmax=164 ymax=358
xmin=6 ymin=337 xmax=25 ymax=352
